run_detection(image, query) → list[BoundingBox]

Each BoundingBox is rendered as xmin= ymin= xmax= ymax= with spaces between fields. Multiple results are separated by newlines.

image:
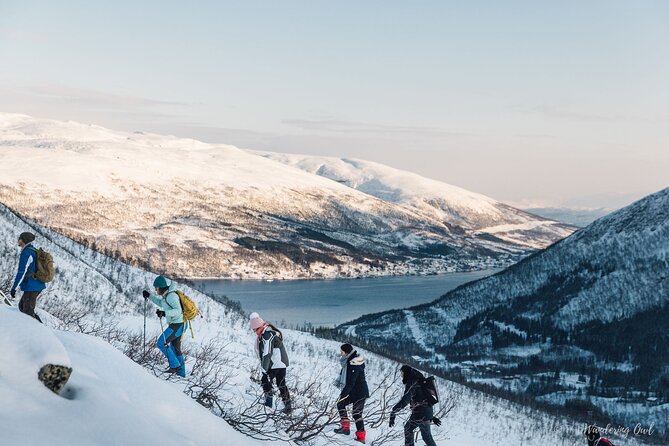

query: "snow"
xmin=0 ymin=113 xmax=572 ymax=280
xmin=0 ymin=306 xmax=71 ymax=385
xmin=492 ymin=321 xmax=528 ymax=339
xmin=0 ymin=202 xmax=654 ymax=445
xmin=256 ymin=151 xmax=574 ymax=244
xmin=403 ymin=309 xmax=433 ymax=353
xmin=0 ymin=114 xmax=661 ymax=445
xmin=255 ymin=152 xmax=500 ymax=214
xmin=0 ymin=306 xmax=261 ymax=446
xmin=496 ymin=345 xmax=542 ymax=357
xmin=0 ymin=113 xmax=355 ymax=194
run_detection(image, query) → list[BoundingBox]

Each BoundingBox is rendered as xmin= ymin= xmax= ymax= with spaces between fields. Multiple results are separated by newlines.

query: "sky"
xmin=1 ymin=0 xmax=667 ymax=209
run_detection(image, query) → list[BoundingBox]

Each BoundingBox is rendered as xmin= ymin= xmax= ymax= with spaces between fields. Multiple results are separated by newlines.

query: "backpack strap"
xmin=24 ymin=245 xmax=38 ymax=278
xmin=164 ymin=292 xmax=174 ymax=309
xmin=163 ymin=290 xmax=181 ymax=310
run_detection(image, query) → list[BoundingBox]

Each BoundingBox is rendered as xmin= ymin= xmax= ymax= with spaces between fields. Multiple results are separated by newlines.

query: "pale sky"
xmin=1 ymin=1 xmax=668 ymax=209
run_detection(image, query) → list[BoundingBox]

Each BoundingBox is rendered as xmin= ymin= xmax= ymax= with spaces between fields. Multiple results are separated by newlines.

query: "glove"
xmin=142 ymin=290 xmax=150 ymax=299
xmin=10 ymin=289 xmax=16 ymax=299
xmin=156 ymin=309 xmax=166 ymax=318
xmin=432 ymin=416 xmax=442 ymax=427
xmin=389 ymin=414 xmax=396 ymax=428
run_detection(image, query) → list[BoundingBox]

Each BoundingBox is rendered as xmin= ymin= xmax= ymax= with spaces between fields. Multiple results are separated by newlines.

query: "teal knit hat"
xmin=153 ymin=275 xmax=169 ymax=288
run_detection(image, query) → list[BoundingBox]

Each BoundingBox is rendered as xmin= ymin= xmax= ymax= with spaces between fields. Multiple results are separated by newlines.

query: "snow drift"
xmin=0 ymin=305 xmax=260 ymax=446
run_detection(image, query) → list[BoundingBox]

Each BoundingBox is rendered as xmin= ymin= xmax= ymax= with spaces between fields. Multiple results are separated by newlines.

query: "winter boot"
xmin=264 ymin=394 xmax=274 ymax=408
xmin=334 ymin=418 xmax=351 ymax=435
xmin=164 ymin=365 xmax=182 ymax=374
xmin=282 ymin=400 xmax=293 ymax=415
xmin=176 ymin=355 xmax=186 ymax=378
xmin=355 ymin=431 xmax=366 ymax=443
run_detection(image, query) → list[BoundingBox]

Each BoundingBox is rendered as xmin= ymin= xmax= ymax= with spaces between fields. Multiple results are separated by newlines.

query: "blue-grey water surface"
xmin=192 ymin=270 xmax=498 ymax=328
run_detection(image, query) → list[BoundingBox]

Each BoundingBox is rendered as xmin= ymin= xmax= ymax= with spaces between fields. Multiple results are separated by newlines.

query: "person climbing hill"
xmin=143 ymin=276 xmax=186 ymax=378
xmin=333 ymin=343 xmax=369 ymax=444
xmin=389 ymin=365 xmax=441 ymax=446
xmin=250 ymin=312 xmax=292 ymax=414
xmin=10 ymin=232 xmax=47 ymax=323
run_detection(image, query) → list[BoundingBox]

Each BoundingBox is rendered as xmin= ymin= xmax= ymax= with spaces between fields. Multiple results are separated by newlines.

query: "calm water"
xmin=192 ymin=270 xmax=498 ymax=328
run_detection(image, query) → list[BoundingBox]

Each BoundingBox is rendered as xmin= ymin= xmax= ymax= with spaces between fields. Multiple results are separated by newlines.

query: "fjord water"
xmin=192 ymin=270 xmax=498 ymax=328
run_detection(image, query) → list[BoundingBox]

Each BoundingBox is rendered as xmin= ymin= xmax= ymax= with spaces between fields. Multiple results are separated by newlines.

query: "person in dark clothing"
xmin=11 ymin=232 xmax=46 ymax=323
xmin=389 ymin=365 xmax=441 ymax=446
xmin=250 ymin=312 xmax=292 ymax=414
xmin=585 ymin=425 xmax=614 ymax=446
xmin=334 ymin=343 xmax=370 ymax=443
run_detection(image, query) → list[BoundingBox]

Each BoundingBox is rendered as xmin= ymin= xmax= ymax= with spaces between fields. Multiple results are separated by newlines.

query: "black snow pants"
xmin=19 ymin=291 xmax=42 ymax=323
xmin=337 ymin=398 xmax=366 ymax=432
xmin=404 ymin=406 xmax=436 ymax=446
xmin=262 ymin=368 xmax=290 ymax=402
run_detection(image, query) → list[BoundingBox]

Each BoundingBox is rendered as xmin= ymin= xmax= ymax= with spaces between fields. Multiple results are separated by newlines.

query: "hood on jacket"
xmin=349 ymin=351 xmax=365 ymax=366
xmin=400 ymin=365 xmax=424 ymax=385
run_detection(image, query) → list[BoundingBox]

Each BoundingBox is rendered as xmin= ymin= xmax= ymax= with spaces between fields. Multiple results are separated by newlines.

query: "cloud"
xmin=531 ymin=105 xmax=648 ymax=123
xmin=282 ymin=117 xmax=463 ymax=137
xmin=16 ymin=83 xmax=190 ymax=109
xmin=0 ymin=83 xmax=190 ymax=120
xmin=0 ymin=83 xmax=194 ymax=127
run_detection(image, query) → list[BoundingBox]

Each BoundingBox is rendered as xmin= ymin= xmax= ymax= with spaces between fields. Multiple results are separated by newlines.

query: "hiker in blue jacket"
xmin=10 ymin=232 xmax=46 ymax=323
xmin=143 ymin=276 xmax=186 ymax=377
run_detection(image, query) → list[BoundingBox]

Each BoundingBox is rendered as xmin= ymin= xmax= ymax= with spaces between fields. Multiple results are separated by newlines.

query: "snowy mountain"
xmin=0 ymin=113 xmax=572 ymax=279
xmin=338 ymin=188 xmax=669 ymax=437
xmin=257 ymin=152 xmax=573 ymax=248
xmin=0 ymin=202 xmax=645 ymax=445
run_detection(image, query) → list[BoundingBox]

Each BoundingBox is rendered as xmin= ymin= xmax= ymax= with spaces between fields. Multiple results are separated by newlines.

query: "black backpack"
xmin=421 ymin=376 xmax=439 ymax=406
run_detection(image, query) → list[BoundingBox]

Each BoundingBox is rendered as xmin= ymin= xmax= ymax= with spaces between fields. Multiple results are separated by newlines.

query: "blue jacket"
xmin=149 ymin=282 xmax=184 ymax=324
xmin=12 ymin=243 xmax=47 ymax=292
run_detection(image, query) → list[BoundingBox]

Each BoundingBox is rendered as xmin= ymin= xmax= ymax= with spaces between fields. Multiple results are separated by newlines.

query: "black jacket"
xmin=392 ymin=366 xmax=430 ymax=413
xmin=340 ymin=351 xmax=370 ymax=403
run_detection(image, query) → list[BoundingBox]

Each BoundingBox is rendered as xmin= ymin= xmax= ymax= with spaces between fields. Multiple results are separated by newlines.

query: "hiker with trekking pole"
xmin=143 ymin=276 xmax=187 ymax=377
xmin=333 ymin=343 xmax=369 ymax=444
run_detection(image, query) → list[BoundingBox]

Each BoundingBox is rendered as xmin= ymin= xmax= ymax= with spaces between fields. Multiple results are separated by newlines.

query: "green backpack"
xmin=26 ymin=246 xmax=55 ymax=283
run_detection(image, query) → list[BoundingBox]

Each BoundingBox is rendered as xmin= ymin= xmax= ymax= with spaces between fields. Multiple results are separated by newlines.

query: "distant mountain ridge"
xmin=340 ymin=187 xmax=669 ymax=349
xmin=257 ymin=152 xmax=573 ymax=248
xmin=337 ymin=187 xmax=669 ymax=434
xmin=0 ymin=113 xmax=572 ymax=279
xmin=523 ymin=207 xmax=612 ymax=227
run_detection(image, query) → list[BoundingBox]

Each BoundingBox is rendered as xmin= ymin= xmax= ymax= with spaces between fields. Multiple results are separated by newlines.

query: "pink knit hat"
xmin=249 ymin=312 xmax=266 ymax=330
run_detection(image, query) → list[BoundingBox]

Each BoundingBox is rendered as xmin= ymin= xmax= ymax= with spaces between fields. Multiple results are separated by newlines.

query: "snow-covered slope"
xmin=0 ymin=306 xmax=260 ymax=446
xmin=257 ymin=152 xmax=573 ymax=248
xmin=0 ymin=203 xmax=647 ymax=445
xmin=0 ymin=113 xmax=572 ymax=279
xmin=338 ymin=188 xmax=669 ymax=436
xmin=341 ymin=187 xmax=669 ymax=341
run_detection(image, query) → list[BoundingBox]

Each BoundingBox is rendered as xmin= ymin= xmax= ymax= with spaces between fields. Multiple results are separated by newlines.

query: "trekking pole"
xmin=143 ymin=297 xmax=147 ymax=358
xmin=0 ymin=290 xmax=13 ymax=307
xmin=158 ymin=314 xmax=167 ymax=356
